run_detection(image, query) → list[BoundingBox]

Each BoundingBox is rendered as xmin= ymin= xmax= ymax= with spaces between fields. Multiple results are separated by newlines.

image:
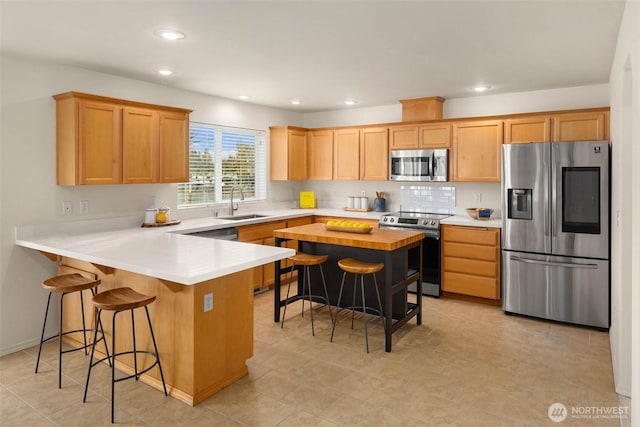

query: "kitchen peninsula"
xmin=273 ymin=223 xmax=425 ymax=352
xmin=14 ymin=215 xmax=296 ymax=406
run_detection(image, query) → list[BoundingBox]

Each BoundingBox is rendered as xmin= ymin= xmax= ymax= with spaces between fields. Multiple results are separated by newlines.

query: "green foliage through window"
xmin=178 ymin=123 xmax=266 ymax=207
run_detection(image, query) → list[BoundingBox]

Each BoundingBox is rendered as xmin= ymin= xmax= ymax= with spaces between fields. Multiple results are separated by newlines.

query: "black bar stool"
xmin=330 ymin=258 xmax=384 ymax=353
xmin=83 ymin=287 xmax=167 ymax=423
xmin=35 ymin=273 xmax=110 ymax=388
xmin=281 ymin=252 xmax=334 ymax=336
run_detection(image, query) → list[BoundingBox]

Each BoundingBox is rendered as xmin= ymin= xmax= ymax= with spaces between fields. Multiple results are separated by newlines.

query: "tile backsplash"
xmin=400 ymin=185 xmax=456 ymax=214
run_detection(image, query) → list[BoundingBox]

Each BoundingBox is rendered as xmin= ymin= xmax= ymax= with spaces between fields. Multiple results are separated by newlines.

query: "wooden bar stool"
xmin=281 ymin=252 xmax=334 ymax=336
xmin=35 ymin=273 xmax=110 ymax=389
xmin=330 ymin=258 xmax=384 ymax=353
xmin=83 ymin=287 xmax=167 ymax=423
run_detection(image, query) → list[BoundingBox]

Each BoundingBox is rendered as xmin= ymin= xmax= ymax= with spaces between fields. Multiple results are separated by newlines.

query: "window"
xmin=178 ymin=122 xmax=266 ymax=208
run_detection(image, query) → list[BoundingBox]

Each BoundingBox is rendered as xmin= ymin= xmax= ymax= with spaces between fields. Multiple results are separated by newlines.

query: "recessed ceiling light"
xmin=158 ymin=69 xmax=173 ymax=76
xmin=473 ymin=85 xmax=491 ymax=92
xmin=154 ymin=29 xmax=186 ymax=41
xmin=291 ymin=99 xmax=301 ymax=105
xmin=238 ymin=95 xmax=250 ymax=100
xmin=344 ymin=99 xmax=357 ymax=105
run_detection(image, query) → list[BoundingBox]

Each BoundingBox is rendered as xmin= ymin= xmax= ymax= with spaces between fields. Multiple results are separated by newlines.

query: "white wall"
xmin=608 ymin=0 xmax=639 ymax=407
xmin=0 ymin=55 xmax=303 ymax=355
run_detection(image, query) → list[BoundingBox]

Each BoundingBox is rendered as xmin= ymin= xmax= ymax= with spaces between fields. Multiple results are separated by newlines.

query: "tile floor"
xmin=0 ymin=289 xmax=629 ymax=426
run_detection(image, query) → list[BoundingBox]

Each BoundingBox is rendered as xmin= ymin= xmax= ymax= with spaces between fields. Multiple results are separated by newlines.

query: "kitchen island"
xmin=273 ymin=223 xmax=425 ymax=352
xmin=15 ymin=216 xmax=295 ymax=405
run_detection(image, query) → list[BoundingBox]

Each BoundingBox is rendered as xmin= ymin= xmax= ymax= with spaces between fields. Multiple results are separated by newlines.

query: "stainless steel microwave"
xmin=389 ymin=149 xmax=448 ymax=182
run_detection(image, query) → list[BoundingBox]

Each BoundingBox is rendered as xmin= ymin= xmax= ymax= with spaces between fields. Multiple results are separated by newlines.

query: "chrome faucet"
xmin=229 ymin=186 xmax=245 ymax=216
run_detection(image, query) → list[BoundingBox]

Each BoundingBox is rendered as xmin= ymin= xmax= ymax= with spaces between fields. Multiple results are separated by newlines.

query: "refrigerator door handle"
xmin=511 ymin=256 xmax=598 ymax=269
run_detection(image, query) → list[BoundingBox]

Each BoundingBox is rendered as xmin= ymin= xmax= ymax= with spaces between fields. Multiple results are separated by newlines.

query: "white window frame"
xmin=177 ymin=122 xmax=267 ymax=208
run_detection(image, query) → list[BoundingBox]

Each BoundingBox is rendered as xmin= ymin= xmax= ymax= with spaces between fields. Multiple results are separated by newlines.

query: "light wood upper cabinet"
xmin=333 ymin=128 xmax=360 ymax=180
xmin=504 ymin=116 xmax=551 ymax=144
xmin=270 ymin=126 xmax=307 ymax=180
xmin=552 ymin=111 xmax=607 ymax=142
xmin=159 ymin=111 xmax=189 ymax=182
xmin=54 ymin=92 xmax=191 ymax=186
xmin=75 ymin=100 xmax=122 ymax=185
xmin=389 ymin=123 xmax=451 ymax=150
xmin=452 ymin=120 xmax=503 ymax=182
xmin=307 ymin=129 xmax=334 ymax=180
xmin=419 ymin=123 xmax=451 ymax=148
xmin=122 ymin=107 xmax=158 ymax=184
xmin=360 ymin=127 xmax=388 ymax=180
xmin=389 ymin=125 xmax=419 ymax=149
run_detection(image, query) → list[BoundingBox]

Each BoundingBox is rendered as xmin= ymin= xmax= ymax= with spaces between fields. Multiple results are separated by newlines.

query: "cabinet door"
xmin=552 ymin=112 xmax=606 ymax=142
xmin=389 ymin=125 xmax=418 ymax=149
xmin=504 ymin=116 xmax=550 ymax=144
xmin=288 ymin=129 xmax=307 ymax=180
xmin=360 ymin=127 xmax=388 ymax=180
xmin=122 ymin=107 xmax=158 ymax=184
xmin=262 ymin=237 xmax=276 ymax=287
xmin=159 ymin=111 xmax=189 ymax=182
xmin=452 ymin=120 xmax=503 ymax=182
xmin=419 ymin=123 xmax=451 ymax=148
xmin=334 ymin=129 xmax=360 ymax=180
xmin=78 ymin=100 xmax=122 ymax=185
xmin=307 ymin=130 xmax=333 ymax=180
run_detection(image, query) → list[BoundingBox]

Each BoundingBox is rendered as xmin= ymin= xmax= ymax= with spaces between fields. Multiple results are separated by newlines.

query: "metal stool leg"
xmin=318 ymin=264 xmax=334 ymax=323
xmin=35 ymin=292 xmax=52 ymax=374
xmin=83 ymin=308 xmax=101 ymax=403
xmin=361 ymin=275 xmax=370 ymax=353
xmin=131 ymin=310 xmax=139 ymax=380
xmin=144 ymin=306 xmax=167 ymax=396
xmin=111 ymin=311 xmax=117 ymax=424
xmin=330 ymin=272 xmax=347 ymax=342
xmin=280 ymin=262 xmax=296 ymax=328
xmin=303 ymin=266 xmax=317 ymax=336
xmin=58 ymin=293 xmax=65 ymax=389
xmin=80 ymin=291 xmax=88 ymax=355
xmin=350 ymin=274 xmax=358 ymax=329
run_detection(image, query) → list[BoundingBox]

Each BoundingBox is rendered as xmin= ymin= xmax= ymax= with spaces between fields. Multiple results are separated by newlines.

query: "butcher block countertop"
xmin=274 ymin=223 xmax=424 ymax=251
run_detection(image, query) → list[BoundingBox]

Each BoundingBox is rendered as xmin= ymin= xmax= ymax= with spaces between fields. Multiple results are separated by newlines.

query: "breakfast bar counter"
xmin=273 ymin=223 xmax=425 ymax=352
xmin=15 ymin=217 xmax=295 ymax=406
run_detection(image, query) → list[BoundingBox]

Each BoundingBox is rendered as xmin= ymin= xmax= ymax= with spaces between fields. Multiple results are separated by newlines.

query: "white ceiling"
xmin=0 ymin=1 xmax=626 ymax=113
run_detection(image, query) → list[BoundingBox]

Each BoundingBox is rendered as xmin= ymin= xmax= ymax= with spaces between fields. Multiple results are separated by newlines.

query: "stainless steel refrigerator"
xmin=502 ymin=141 xmax=610 ymax=329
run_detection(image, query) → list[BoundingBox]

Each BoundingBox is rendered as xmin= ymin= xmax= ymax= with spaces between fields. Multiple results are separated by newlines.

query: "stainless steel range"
xmin=379 ymin=211 xmax=451 ymax=297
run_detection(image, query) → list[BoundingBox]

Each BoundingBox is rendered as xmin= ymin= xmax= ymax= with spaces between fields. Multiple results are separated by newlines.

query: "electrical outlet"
xmin=79 ymin=200 xmax=89 ymax=214
xmin=62 ymin=201 xmax=72 ymax=215
xmin=204 ymin=293 xmax=213 ymax=312
xmin=475 ymin=192 xmax=482 ymax=203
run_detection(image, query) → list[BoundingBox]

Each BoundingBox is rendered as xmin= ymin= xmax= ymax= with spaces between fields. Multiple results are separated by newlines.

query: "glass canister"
xmin=156 ymin=207 xmax=170 ymax=223
xmin=144 ymin=208 xmax=157 ymax=224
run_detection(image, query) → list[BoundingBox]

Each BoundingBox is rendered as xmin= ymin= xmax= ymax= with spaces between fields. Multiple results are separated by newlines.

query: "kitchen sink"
xmin=219 ymin=214 xmax=269 ymax=221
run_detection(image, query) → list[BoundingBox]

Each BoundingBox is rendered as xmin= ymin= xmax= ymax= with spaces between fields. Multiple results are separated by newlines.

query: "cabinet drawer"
xmin=442 ymin=226 xmax=499 ymax=246
xmin=443 ymin=242 xmax=498 ymax=262
xmin=443 ymin=257 xmax=498 ymax=278
xmin=442 ymin=272 xmax=500 ymax=300
xmin=237 ymin=220 xmax=286 ymax=241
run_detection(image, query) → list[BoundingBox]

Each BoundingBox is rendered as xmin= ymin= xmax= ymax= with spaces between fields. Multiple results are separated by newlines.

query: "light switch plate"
xmin=79 ymin=200 xmax=89 ymax=214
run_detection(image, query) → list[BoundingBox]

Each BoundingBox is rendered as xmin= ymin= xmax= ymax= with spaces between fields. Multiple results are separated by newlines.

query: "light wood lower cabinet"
xmin=236 ymin=216 xmax=313 ymax=289
xmin=441 ymin=225 xmax=501 ymax=300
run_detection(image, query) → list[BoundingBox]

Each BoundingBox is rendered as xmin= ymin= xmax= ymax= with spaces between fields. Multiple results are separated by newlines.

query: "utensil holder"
xmin=373 ymin=197 xmax=386 ymax=212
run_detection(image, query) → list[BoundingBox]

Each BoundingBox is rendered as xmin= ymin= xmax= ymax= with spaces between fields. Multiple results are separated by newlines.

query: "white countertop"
xmin=14 ymin=208 xmax=500 ymax=285
xmin=440 ymin=215 xmax=502 ymax=228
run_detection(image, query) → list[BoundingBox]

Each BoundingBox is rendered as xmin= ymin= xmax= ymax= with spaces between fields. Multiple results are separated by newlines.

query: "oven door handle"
xmin=379 ymin=225 xmax=440 ymax=239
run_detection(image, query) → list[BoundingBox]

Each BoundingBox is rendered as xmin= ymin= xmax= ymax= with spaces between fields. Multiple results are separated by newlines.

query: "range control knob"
xmin=430 ymin=220 xmax=436 ymax=225
xmin=382 ymin=217 xmax=388 ymax=222
xmin=390 ymin=217 xmax=395 ymax=223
